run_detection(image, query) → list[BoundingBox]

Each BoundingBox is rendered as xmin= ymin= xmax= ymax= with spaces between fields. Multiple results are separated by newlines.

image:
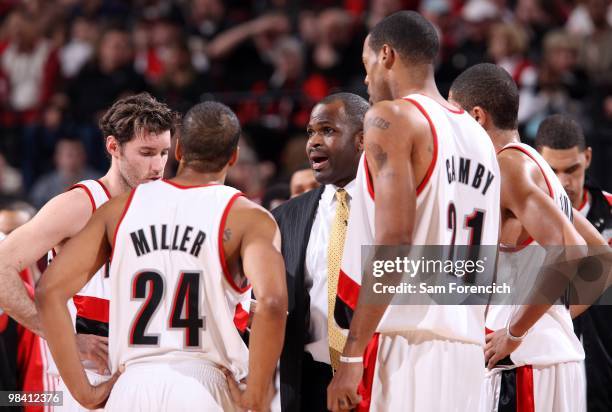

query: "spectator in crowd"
xmin=523 ymin=30 xmax=590 ymax=139
xmin=290 ymin=168 xmax=318 ymax=198
xmin=262 ymin=183 xmax=290 ymax=211
xmin=59 ymin=16 xmax=98 ymax=79
xmin=64 ymin=25 xmax=147 ymax=170
xmin=488 ymin=22 xmax=538 ymax=124
xmin=0 ymin=154 xmax=23 ymax=197
xmin=225 ymin=138 xmax=275 ymax=204
xmin=29 ymin=137 xmax=99 ymax=209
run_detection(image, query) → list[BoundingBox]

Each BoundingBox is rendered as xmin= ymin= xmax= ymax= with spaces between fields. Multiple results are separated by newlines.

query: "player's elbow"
xmin=256 ymin=294 xmax=288 ymax=318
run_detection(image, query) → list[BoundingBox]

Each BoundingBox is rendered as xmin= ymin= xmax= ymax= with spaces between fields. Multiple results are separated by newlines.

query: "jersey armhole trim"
xmin=498 ymin=144 xmax=554 ymax=248
xmin=69 ymin=184 xmax=96 ymax=214
xmin=404 ymin=97 xmax=439 ymax=196
xmin=96 ymin=179 xmax=111 ymax=200
xmin=218 ymin=192 xmax=251 ymax=294
xmin=110 ymin=188 xmax=137 ymax=263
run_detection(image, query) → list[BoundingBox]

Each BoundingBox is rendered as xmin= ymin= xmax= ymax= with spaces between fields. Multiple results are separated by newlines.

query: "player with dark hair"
xmin=327 ymin=12 xmax=501 ymax=411
xmin=450 ymin=63 xmax=605 ymax=411
xmin=36 ymin=101 xmax=288 ymax=411
xmin=536 ymin=114 xmax=612 ymax=411
xmin=0 ymin=92 xmax=175 ymax=411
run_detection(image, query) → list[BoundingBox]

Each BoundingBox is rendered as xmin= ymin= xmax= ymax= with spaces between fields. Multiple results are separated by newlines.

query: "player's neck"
xmin=98 ymin=167 xmax=130 ymax=198
xmin=490 ymin=128 xmax=521 ymax=153
xmin=392 ymin=67 xmax=441 ymax=101
xmin=170 ymin=165 xmax=226 ymax=187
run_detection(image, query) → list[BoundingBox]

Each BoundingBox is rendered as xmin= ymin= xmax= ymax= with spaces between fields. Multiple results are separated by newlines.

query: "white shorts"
xmin=104 ymin=361 xmax=240 ymax=412
xmin=55 ymin=370 xmax=109 ymax=412
xmin=480 ymin=361 xmax=586 ymax=412
xmin=364 ymin=331 xmax=485 ymax=412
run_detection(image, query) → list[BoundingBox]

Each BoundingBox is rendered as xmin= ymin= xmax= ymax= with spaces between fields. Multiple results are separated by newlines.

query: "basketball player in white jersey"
xmin=449 ymin=63 xmax=607 ymax=411
xmin=0 ymin=92 xmax=175 ymax=411
xmin=327 ymin=12 xmax=501 ymax=412
xmin=36 ymin=101 xmax=288 ymax=411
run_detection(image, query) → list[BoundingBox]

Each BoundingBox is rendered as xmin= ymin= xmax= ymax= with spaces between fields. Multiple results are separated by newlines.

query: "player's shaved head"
xmin=180 ymin=101 xmax=241 ymax=173
xmin=535 ymin=114 xmax=586 ymax=151
xmin=368 ymin=11 xmax=439 ymax=65
xmin=450 ymin=63 xmax=519 ymax=130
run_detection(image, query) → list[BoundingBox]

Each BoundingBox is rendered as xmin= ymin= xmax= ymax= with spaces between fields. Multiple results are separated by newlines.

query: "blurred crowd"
xmin=0 ymin=0 xmax=610 ymax=211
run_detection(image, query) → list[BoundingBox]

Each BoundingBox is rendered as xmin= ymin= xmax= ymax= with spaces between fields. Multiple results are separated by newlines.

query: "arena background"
xmin=0 ymin=0 xmax=609 ymax=210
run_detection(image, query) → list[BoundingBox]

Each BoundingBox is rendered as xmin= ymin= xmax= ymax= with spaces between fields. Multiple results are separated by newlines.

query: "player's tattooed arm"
xmin=223 ymin=228 xmax=232 ymax=243
xmin=365 ymin=116 xmax=390 ymax=131
xmin=366 ymin=142 xmax=388 ymax=170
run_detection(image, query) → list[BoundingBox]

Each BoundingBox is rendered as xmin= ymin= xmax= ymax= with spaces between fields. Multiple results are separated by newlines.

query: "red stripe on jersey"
xmin=337 ymin=269 xmax=360 ymax=310
xmin=416 ymin=93 xmax=465 ymax=114
xmin=498 ymin=145 xmax=555 ymax=248
xmin=516 ymin=365 xmax=535 ymax=412
xmin=17 ymin=322 xmax=44 ymax=412
xmin=403 ymin=98 xmax=439 ymax=196
xmin=578 ymin=189 xmax=588 ymax=211
xmin=162 ymin=179 xmax=221 ymax=190
xmin=72 ymin=295 xmax=109 ymax=323
xmin=357 ymin=333 xmax=380 ymax=412
xmin=70 ymin=184 xmax=96 ymax=213
xmin=603 ymin=190 xmax=612 ymax=206
xmin=110 ymin=188 xmax=136 ymax=262
xmin=218 ymin=193 xmax=251 ymax=293
xmin=96 ymin=179 xmax=111 ymax=199
xmin=363 ymin=155 xmax=375 ymax=200
xmin=233 ymin=302 xmax=249 ymax=333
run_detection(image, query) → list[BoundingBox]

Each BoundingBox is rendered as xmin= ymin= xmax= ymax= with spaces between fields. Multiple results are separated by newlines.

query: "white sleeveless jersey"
xmin=108 ymin=180 xmax=251 ymax=380
xmin=488 ymin=142 xmax=584 ymax=366
xmin=45 ymin=179 xmax=111 ymax=375
xmin=338 ymin=94 xmax=501 ymax=345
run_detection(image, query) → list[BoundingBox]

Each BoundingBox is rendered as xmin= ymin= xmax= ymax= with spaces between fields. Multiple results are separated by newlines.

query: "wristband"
xmin=339 ymin=355 xmax=363 ymax=363
xmin=506 ymin=321 xmax=528 ymax=342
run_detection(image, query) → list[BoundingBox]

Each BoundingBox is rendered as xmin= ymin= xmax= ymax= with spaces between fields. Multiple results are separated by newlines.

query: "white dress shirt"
xmin=304 ymin=180 xmax=356 ymax=364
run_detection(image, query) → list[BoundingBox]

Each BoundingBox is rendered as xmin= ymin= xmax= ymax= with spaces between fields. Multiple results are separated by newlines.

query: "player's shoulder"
xmin=41 ymin=185 xmax=95 ymax=218
xmin=230 ymin=196 xmax=275 ymax=223
xmin=364 ymin=99 xmax=430 ymax=144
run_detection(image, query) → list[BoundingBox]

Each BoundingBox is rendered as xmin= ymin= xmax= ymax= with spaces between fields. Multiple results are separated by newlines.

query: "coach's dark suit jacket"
xmin=272 ymin=185 xmax=325 ymax=412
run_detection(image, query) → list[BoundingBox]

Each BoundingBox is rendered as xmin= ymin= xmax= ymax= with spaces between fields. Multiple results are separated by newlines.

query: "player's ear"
xmin=106 ymin=136 xmax=120 ymax=158
xmin=381 ymin=44 xmax=395 ymax=69
xmin=174 ymin=138 xmax=183 ymax=161
xmin=584 ymin=147 xmax=592 ymax=169
xmin=228 ymin=146 xmax=239 ymax=167
xmin=471 ymin=106 xmax=487 ymax=128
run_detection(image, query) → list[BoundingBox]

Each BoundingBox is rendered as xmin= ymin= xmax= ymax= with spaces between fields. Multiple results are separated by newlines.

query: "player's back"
xmin=339 ymin=93 xmax=500 ymax=344
xmin=108 ymin=180 xmax=250 ymax=380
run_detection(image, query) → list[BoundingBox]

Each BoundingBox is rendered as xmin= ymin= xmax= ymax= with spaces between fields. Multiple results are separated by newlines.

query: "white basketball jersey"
xmin=108 ymin=180 xmax=250 ymax=380
xmin=338 ymin=94 xmax=501 ymax=345
xmin=45 ymin=179 xmax=111 ymax=375
xmin=488 ymin=142 xmax=584 ymax=366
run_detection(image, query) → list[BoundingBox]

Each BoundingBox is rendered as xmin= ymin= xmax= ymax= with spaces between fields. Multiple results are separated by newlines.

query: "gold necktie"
xmin=328 ymin=188 xmax=349 ymax=371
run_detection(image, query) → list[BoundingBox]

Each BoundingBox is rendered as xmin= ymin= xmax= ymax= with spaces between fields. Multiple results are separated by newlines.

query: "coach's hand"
xmin=76 ymin=334 xmax=110 ymax=375
xmin=485 ymin=329 xmax=521 ymax=369
xmin=327 ymin=362 xmax=363 ymax=411
xmin=76 ymin=367 xmax=122 ymax=410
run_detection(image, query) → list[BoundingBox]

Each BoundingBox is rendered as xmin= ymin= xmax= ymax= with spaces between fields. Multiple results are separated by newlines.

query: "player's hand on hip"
xmin=223 ymin=368 xmax=274 ymax=412
xmin=77 ymin=367 xmax=122 ymax=410
xmin=327 ymin=362 xmax=363 ymax=411
xmin=485 ymin=329 xmax=521 ymax=370
xmin=76 ymin=334 xmax=110 ymax=375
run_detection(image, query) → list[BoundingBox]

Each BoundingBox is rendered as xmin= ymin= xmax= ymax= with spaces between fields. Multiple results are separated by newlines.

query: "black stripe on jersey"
xmin=334 ymin=296 xmax=353 ymax=329
xmin=498 ymin=368 xmax=518 ymax=412
xmin=75 ymin=316 xmax=109 ymax=337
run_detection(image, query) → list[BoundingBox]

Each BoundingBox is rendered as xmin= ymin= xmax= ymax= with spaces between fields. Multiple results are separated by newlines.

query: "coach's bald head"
xmin=178 ymin=101 xmax=241 ymax=173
